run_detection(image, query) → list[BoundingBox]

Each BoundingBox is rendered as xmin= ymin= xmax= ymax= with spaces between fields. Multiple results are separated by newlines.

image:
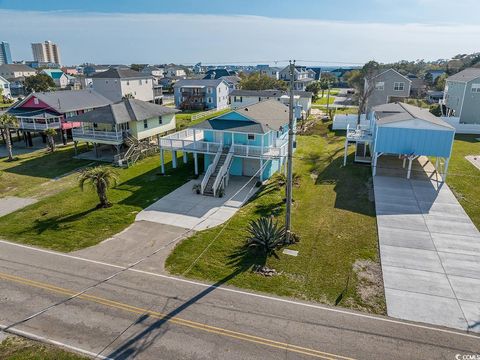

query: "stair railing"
xmin=213 ymin=147 xmax=234 ymax=197
xmin=201 ymin=147 xmax=222 ymax=194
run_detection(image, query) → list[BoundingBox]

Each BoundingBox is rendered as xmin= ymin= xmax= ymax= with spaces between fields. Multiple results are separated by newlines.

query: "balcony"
xmin=72 ymin=127 xmax=124 ymax=144
xmin=159 ymin=129 xmax=288 ymax=159
xmin=18 ymin=118 xmax=62 ymax=131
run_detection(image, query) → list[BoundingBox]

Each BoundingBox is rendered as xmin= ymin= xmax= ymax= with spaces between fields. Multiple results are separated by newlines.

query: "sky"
xmin=0 ymin=0 xmax=479 ymax=66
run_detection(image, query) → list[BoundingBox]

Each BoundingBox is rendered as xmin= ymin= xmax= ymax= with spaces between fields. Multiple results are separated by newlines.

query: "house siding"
xmin=445 ymin=79 xmax=480 ymax=125
xmin=130 ymin=113 xmax=176 ymax=140
xmin=367 ymin=70 xmax=411 ymax=111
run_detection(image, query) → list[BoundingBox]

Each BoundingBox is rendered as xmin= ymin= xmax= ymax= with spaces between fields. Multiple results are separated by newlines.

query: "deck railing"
xmin=213 ymin=147 xmax=234 ymax=197
xmin=201 ymin=149 xmax=222 ymax=194
xmin=72 ymin=128 xmax=124 ymax=142
xmin=19 ymin=119 xmax=62 ymax=130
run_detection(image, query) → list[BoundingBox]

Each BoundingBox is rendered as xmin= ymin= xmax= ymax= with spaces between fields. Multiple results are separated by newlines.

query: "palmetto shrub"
xmin=247 ymin=216 xmax=286 ymax=258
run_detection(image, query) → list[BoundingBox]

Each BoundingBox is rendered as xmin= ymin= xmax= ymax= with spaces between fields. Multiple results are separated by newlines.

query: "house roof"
xmin=90 ymin=68 xmax=151 ymax=79
xmin=42 ymin=69 xmax=65 ymax=79
xmin=0 ymin=64 xmax=36 ymax=73
xmin=202 ymin=69 xmax=236 ymax=79
xmin=373 ymin=102 xmax=454 ymax=129
xmin=15 ymin=90 xmax=113 ymax=113
xmin=66 ymin=98 xmax=179 ymax=125
xmin=193 ymin=119 xmax=265 ymax=134
xmin=370 ymin=68 xmax=412 ymax=83
xmin=8 ymin=108 xmax=60 ymax=119
xmin=447 ymin=68 xmax=480 ymax=83
xmin=173 ymin=79 xmax=226 ymax=88
xmin=219 ymin=75 xmax=241 ymax=84
xmin=0 ymin=75 xmax=9 ymax=84
xmin=230 ymin=89 xmax=313 ymax=98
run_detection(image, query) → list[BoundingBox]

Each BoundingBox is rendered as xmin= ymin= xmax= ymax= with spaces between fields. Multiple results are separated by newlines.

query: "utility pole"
xmin=285 ymin=60 xmax=295 ymax=243
xmin=326 ymin=81 xmax=331 ymax=112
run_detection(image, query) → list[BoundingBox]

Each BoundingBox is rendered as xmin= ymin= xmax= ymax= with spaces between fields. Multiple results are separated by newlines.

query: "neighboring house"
xmin=344 ymin=102 xmax=455 ymax=180
xmin=67 ymin=98 xmax=178 ymax=161
xmin=257 ymin=66 xmax=281 ymax=80
xmin=443 ymin=68 xmax=480 ymax=124
xmin=0 ymin=64 xmax=36 ymax=79
xmin=159 ymin=100 xmax=293 ymax=196
xmin=7 ymin=90 xmax=112 ymax=145
xmin=0 ymin=75 xmax=11 ymax=99
xmin=426 ymin=90 xmax=444 ymax=104
xmin=62 ymin=67 xmax=79 ymax=76
xmin=164 ymin=66 xmax=186 ymax=78
xmin=203 ymin=68 xmax=236 ymax=79
xmin=279 ymin=65 xmax=315 ymax=91
xmin=306 ymin=67 xmax=322 ymax=80
xmin=173 ymin=79 xmax=229 ymax=110
xmin=82 ymin=64 xmax=111 ymax=76
xmin=365 ymin=69 xmax=412 ymax=111
xmin=90 ymin=68 xmax=161 ymax=104
xmin=219 ymin=75 xmax=241 ymax=92
xmin=229 ymin=89 xmax=312 ymax=118
xmin=408 ymin=75 xmax=427 ymax=98
xmin=142 ymin=65 xmax=164 ymax=78
xmin=41 ymin=69 xmax=69 ymax=88
xmin=330 ymin=67 xmax=357 ymax=85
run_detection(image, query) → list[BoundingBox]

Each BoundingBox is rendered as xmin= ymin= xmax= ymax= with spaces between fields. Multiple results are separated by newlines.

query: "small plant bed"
xmin=0 ymin=152 xmax=195 ymax=251
xmin=0 ymin=335 xmax=88 ymax=360
xmin=166 ymin=121 xmax=384 ymax=314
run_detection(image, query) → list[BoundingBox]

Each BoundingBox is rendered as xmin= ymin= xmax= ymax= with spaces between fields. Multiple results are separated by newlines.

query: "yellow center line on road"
xmin=0 ymin=271 xmax=355 ymax=360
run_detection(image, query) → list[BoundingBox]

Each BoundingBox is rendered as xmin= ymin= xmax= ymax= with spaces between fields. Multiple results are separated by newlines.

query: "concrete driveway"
xmin=0 ymin=196 xmax=37 ymax=218
xmin=136 ymin=176 xmax=259 ymax=231
xmin=374 ymin=175 xmax=480 ymax=332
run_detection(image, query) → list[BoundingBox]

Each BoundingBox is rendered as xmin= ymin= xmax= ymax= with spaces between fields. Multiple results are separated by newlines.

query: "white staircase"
xmin=202 ymin=146 xmax=234 ymax=197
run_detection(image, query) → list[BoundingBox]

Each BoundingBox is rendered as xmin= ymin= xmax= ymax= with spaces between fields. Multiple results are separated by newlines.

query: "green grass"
xmin=0 ymin=152 xmax=196 ymax=251
xmin=0 ymin=144 xmax=93 ymax=198
xmin=166 ymin=122 xmax=383 ymax=313
xmin=446 ymin=135 xmax=480 ymax=229
xmin=0 ymin=103 xmax=12 ymax=108
xmin=176 ymin=109 xmax=230 ymax=130
xmin=0 ymin=336 xmax=87 ymax=360
xmin=314 ymin=95 xmax=336 ymax=105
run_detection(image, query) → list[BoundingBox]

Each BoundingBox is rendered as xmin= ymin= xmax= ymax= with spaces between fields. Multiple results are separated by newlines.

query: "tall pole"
xmin=285 ymin=60 xmax=295 ymax=242
xmin=326 ymin=81 xmax=331 ymax=112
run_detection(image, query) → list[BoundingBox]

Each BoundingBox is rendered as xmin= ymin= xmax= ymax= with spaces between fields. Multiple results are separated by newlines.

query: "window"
xmin=143 ymin=120 xmax=148 ymax=129
xmin=208 ymin=97 xmax=212 ymax=103
xmin=259 ymin=97 xmax=261 ymax=101
xmin=207 ymin=87 xmax=212 ymax=94
xmin=158 ymin=116 xmax=163 ymax=124
xmin=472 ymin=84 xmax=480 ymax=93
xmin=394 ymin=82 xmax=405 ymax=91
xmin=375 ymin=82 xmax=384 ymax=90
xmin=247 ymin=134 xmax=255 ymax=140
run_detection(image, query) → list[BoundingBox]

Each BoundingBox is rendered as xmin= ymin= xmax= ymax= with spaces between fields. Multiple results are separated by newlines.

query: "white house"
xmin=164 ymin=66 xmax=186 ymax=78
xmin=0 ymin=64 xmax=36 ymax=79
xmin=173 ymin=79 xmax=230 ymax=110
xmin=0 ymin=75 xmax=11 ymax=99
xmin=90 ymin=68 xmax=161 ymax=104
xmin=41 ymin=69 xmax=69 ymax=88
xmin=230 ymin=89 xmax=312 ymax=118
xmin=142 ymin=66 xmax=164 ymax=78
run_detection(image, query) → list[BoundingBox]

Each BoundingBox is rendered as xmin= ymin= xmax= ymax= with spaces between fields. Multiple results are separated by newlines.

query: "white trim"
xmin=458 ymin=82 xmax=468 ymax=120
xmin=0 ymin=240 xmax=478 ymax=340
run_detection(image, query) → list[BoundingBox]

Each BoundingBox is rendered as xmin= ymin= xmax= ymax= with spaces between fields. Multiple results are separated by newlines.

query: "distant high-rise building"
xmin=31 ymin=40 xmax=61 ymax=65
xmin=0 ymin=41 xmax=12 ymax=65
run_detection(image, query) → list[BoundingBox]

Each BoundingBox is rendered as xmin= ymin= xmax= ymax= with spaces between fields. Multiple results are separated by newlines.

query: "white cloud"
xmin=2 ymin=10 xmax=479 ymax=65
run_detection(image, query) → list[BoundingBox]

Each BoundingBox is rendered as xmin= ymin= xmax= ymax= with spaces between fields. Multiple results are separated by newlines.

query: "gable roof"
xmin=370 ymin=68 xmax=412 ymax=83
xmin=173 ymin=79 xmax=226 ymax=88
xmin=219 ymin=75 xmax=241 ymax=84
xmin=66 ymin=99 xmax=179 ymax=125
xmin=230 ymin=89 xmax=313 ymax=98
xmin=42 ymin=69 xmax=65 ymax=79
xmin=0 ymin=64 xmax=36 ymax=73
xmin=446 ymin=68 xmax=480 ymax=83
xmin=203 ymin=69 xmax=236 ymax=79
xmin=373 ymin=102 xmax=454 ymax=129
xmin=15 ymin=90 xmax=113 ymax=113
xmin=90 ymin=68 xmax=151 ymax=79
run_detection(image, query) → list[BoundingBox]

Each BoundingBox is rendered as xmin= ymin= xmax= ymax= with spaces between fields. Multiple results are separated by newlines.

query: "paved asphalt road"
xmin=0 ymin=240 xmax=479 ymax=360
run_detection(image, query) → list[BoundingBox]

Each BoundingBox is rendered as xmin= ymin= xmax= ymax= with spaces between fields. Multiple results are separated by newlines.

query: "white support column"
xmin=372 ymin=152 xmax=378 ymax=176
xmin=160 ymin=149 xmax=165 ymax=174
xmin=183 ymin=151 xmax=187 ymax=164
xmin=443 ymin=157 xmax=450 ymax=182
xmin=403 ymin=157 xmax=406 ymax=168
xmin=194 ymin=152 xmax=198 ymax=175
xmin=407 ymin=158 xmax=413 ymax=179
xmin=343 ymin=138 xmax=349 ymax=166
xmin=260 ymin=158 xmax=264 ymax=182
xmin=172 ymin=150 xmax=177 ymax=168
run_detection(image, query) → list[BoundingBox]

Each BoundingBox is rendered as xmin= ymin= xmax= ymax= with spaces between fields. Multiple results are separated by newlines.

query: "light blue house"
xmin=344 ymin=102 xmax=455 ymax=180
xmin=159 ymin=100 xmax=292 ymax=196
xmin=173 ymin=79 xmax=229 ymax=111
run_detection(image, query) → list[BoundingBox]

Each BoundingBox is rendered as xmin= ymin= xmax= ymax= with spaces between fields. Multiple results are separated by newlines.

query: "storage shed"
xmin=370 ymin=103 xmax=455 ymax=180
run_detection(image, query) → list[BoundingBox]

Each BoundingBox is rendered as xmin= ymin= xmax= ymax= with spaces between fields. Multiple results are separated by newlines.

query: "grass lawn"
xmin=166 ymin=122 xmax=384 ymax=313
xmin=176 ymin=109 xmax=230 ymax=130
xmin=0 ymin=144 xmax=93 ymax=198
xmin=0 ymin=151 xmax=196 ymax=251
xmin=0 ymin=336 xmax=87 ymax=360
xmin=446 ymin=135 xmax=480 ymax=229
xmin=314 ymin=95 xmax=336 ymax=106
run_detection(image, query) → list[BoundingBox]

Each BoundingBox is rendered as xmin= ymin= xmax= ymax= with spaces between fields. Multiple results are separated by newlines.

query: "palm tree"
xmin=0 ymin=113 xmax=19 ymax=161
xmin=45 ymin=128 xmax=57 ymax=152
xmin=78 ymin=166 xmax=119 ymax=208
xmin=247 ymin=216 xmax=286 ymax=258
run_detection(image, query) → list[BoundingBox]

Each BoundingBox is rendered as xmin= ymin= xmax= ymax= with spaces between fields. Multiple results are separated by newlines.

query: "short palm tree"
xmin=78 ymin=166 xmax=119 ymax=208
xmin=247 ymin=216 xmax=286 ymax=257
xmin=45 ymin=128 xmax=57 ymax=152
xmin=0 ymin=113 xmax=18 ymax=161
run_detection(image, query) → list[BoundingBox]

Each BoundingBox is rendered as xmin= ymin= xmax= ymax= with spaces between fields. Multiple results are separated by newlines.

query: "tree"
xmin=434 ymin=73 xmax=448 ymax=91
xmin=24 ymin=74 xmax=55 ymax=93
xmin=247 ymin=216 xmax=286 ymax=258
xmin=130 ymin=64 xmax=145 ymax=72
xmin=305 ymin=82 xmax=321 ymax=101
xmin=424 ymin=72 xmax=434 ymax=87
xmin=78 ymin=166 xmax=119 ymax=208
xmin=0 ymin=113 xmax=19 ymax=161
xmin=239 ymin=73 xmax=287 ymax=91
xmin=45 ymin=128 xmax=57 ymax=152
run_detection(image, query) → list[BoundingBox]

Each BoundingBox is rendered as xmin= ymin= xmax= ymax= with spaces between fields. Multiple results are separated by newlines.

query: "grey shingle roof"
xmin=16 ymin=90 xmax=113 ymax=113
xmin=66 ymin=99 xmax=179 ymax=125
xmin=193 ymin=119 xmax=264 ymax=134
xmin=447 ymin=68 xmax=480 ymax=82
xmin=0 ymin=64 xmax=36 ymax=73
xmin=374 ymin=102 xmax=454 ymax=129
xmin=230 ymin=89 xmax=313 ymax=98
xmin=173 ymin=79 xmax=225 ymax=88
xmin=90 ymin=68 xmax=151 ymax=79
